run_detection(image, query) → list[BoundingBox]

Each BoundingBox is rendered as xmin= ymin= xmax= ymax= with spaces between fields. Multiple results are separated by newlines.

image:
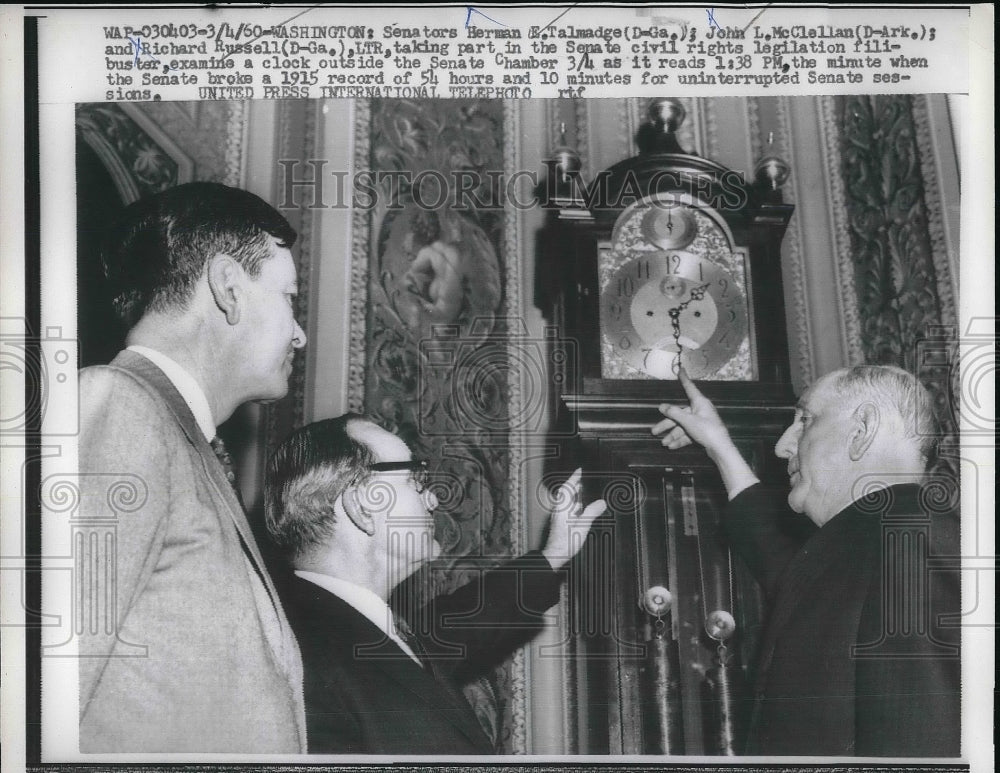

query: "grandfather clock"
xmin=540 ymin=100 xmax=797 ymax=755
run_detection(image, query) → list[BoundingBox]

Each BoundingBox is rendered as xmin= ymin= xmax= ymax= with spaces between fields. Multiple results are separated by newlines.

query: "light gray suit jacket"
xmin=77 ymin=351 xmax=306 ymax=752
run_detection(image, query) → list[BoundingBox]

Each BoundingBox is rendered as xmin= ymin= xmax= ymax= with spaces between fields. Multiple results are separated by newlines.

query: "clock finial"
xmin=544 ymin=121 xmax=588 ymax=212
xmin=754 ymin=132 xmax=791 ymax=197
xmin=640 ymin=98 xmax=688 ymax=154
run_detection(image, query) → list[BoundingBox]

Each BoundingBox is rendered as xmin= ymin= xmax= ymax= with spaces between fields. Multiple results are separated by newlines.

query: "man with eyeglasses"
xmin=264 ymin=414 xmax=606 ymax=754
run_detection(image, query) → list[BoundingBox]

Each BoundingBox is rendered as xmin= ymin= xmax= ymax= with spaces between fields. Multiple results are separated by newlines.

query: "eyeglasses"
xmin=367 ymin=459 xmax=430 ymax=493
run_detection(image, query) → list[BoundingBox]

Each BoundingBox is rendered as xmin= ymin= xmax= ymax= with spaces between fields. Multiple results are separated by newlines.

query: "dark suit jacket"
xmin=277 ymin=552 xmax=562 ymax=754
xmin=78 ymin=351 xmax=306 ymax=752
xmin=726 ymin=484 xmax=960 ymax=756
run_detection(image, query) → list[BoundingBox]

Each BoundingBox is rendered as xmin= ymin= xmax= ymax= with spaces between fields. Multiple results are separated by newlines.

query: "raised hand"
xmin=652 ymin=367 xmax=730 ymax=453
xmin=651 ymin=368 xmax=760 ymax=499
xmin=541 ymin=468 xmax=607 ymax=570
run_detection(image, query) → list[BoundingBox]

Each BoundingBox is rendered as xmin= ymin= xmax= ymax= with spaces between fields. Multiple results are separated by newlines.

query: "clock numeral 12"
xmin=665 ymin=253 xmax=704 ymax=281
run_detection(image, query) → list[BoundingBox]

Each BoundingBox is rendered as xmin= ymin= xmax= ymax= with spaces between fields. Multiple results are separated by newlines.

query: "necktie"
xmin=211 ymin=435 xmax=244 ymax=506
xmin=393 ymin=614 xmax=431 ymax=670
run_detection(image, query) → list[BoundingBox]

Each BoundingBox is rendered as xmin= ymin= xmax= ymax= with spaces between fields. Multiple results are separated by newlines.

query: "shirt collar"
xmin=127 ymin=345 xmax=216 ymax=442
xmin=294 ymin=570 xmax=423 ymax=667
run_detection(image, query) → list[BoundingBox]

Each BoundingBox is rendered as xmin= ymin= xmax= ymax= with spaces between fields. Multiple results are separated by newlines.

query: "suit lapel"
xmin=111 ymin=350 xmax=307 ymax=749
xmin=297 ymin=579 xmax=493 ymax=751
xmin=755 ymin=506 xmax=872 ymax=677
xmin=113 ymin=352 xmax=280 ymax=602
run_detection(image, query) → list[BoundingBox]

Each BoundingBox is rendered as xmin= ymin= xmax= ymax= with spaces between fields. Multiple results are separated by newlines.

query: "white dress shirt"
xmin=127 ymin=345 xmax=216 ymax=441
xmin=294 ymin=570 xmax=423 ymax=667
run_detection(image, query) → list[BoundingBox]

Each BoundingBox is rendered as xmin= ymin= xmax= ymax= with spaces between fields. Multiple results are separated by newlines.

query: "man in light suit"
xmin=78 ymin=183 xmax=308 ymax=752
xmin=264 ymin=415 xmax=606 ymax=754
xmin=652 ymin=366 xmax=960 ymax=756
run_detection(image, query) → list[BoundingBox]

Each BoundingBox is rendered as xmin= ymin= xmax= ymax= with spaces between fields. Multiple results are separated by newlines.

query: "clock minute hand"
xmin=657 ymin=282 xmax=712 ymax=362
xmin=653 ymin=306 xmax=683 ymax=351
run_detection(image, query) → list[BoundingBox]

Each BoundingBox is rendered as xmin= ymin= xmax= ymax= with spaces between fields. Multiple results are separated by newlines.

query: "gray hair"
xmin=831 ymin=365 xmax=939 ymax=467
xmin=264 ymin=414 xmax=375 ymax=559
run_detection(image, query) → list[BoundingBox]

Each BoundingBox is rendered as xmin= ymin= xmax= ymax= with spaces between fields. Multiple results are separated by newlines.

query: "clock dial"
xmin=641 ymin=204 xmax=698 ymax=250
xmin=599 ymin=198 xmax=756 ymax=381
xmin=600 ymin=249 xmax=748 ymax=379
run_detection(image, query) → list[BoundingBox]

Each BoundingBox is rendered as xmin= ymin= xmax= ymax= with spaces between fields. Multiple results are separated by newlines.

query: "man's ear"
xmin=207 ymin=254 xmax=242 ymax=325
xmin=342 ymin=485 xmax=376 ymax=537
xmin=849 ymin=402 xmax=880 ymax=461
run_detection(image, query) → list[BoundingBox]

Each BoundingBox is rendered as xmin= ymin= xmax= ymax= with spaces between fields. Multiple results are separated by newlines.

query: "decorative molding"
xmin=125 ymin=102 xmax=229 ymax=182
xmin=172 ymin=100 xmax=201 ymax=126
xmin=775 ymin=96 xmax=814 ymax=387
xmin=700 ymin=97 xmax=719 ymax=160
xmin=503 ymin=98 xmax=528 ymax=755
xmin=747 ymin=96 xmax=764 ymax=162
xmin=546 ymin=99 xmax=562 ymax=154
xmin=675 ymin=97 xmax=698 ymax=155
xmin=560 ymin=580 xmax=575 ymax=754
xmin=621 ymin=97 xmax=639 ymax=157
xmin=347 ymin=99 xmax=371 ymax=415
xmin=574 ymin=98 xmax=592 ymax=182
xmin=224 ymin=100 xmax=248 ymax=188
xmin=76 ymin=103 xmax=189 ymax=204
xmin=291 ymin=101 xmax=320 ymax=432
xmin=818 ymin=96 xmax=864 ymax=366
xmin=912 ymin=95 xmax=958 ymax=329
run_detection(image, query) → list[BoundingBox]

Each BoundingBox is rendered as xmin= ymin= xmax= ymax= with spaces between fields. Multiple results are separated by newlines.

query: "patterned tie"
xmin=210 ymin=435 xmax=244 ymax=506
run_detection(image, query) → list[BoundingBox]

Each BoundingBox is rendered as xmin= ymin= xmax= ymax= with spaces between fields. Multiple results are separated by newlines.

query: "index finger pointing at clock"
xmin=677 ymin=366 xmax=708 ymax=405
xmin=652 ymin=367 xmax=729 ymax=452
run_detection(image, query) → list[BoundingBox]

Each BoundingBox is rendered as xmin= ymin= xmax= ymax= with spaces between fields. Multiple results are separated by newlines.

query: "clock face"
xmin=600 ymin=200 xmax=756 ymax=381
xmin=601 ymin=250 xmax=748 ymax=379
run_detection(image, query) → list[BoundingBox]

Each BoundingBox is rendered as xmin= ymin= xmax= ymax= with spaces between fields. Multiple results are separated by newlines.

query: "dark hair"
xmin=101 ymin=182 xmax=297 ymax=328
xmin=264 ymin=414 xmax=376 ymax=559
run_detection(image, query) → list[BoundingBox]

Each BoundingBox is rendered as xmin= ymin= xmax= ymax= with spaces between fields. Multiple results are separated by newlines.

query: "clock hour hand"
xmin=652 ymin=282 xmax=712 ymax=350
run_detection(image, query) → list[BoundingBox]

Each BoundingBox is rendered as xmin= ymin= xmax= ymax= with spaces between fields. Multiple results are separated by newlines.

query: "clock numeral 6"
xmin=718 ymin=277 xmax=729 ymax=297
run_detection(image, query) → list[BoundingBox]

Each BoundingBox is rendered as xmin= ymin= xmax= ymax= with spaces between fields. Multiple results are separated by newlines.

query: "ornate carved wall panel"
xmin=76 ymin=103 xmax=191 ymax=204
xmin=352 ymin=98 xmax=520 ymax=751
xmin=835 ymin=94 xmax=959 ymax=475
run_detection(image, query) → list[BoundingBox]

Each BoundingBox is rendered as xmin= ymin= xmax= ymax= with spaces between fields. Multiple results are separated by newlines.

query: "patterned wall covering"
xmin=76 ymin=104 xmax=182 ymax=201
xmin=360 ymin=98 xmax=516 ymax=750
xmin=836 ymin=95 xmax=959 ymax=481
